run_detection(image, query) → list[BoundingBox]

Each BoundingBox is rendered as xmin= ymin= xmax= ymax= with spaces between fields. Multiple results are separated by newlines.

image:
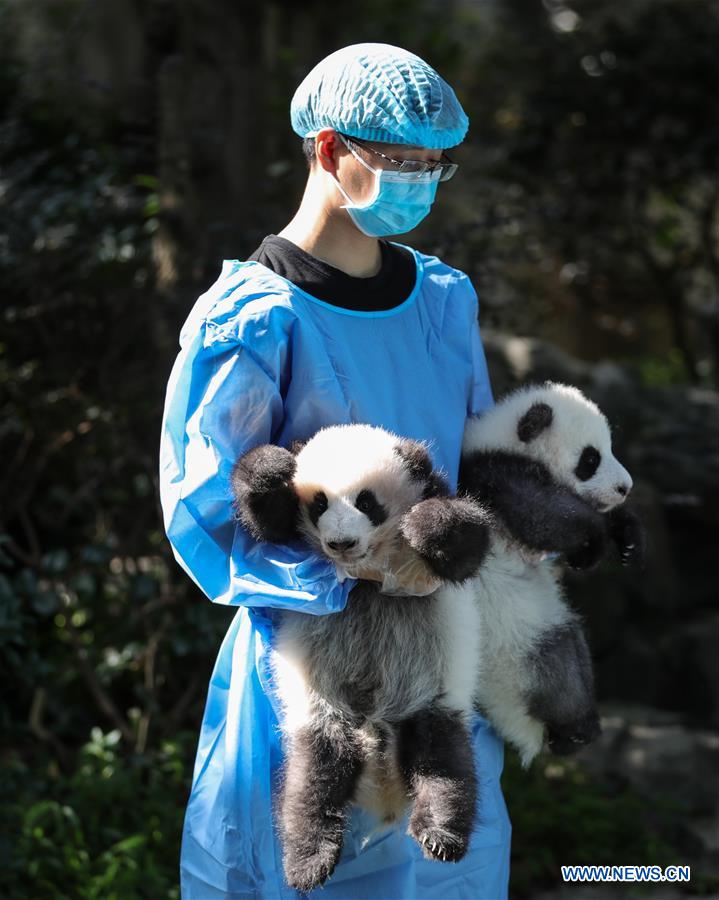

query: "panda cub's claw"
xmin=400 ymin=496 xmax=492 ymax=583
xmin=606 ymin=505 xmax=646 ymax=570
xmin=409 ymin=817 xmax=469 ymax=864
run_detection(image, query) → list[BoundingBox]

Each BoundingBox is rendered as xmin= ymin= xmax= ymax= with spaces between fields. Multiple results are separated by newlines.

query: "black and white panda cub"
xmin=457 ymin=381 xmax=645 ymax=767
xmin=231 ymin=425 xmax=490 ymax=893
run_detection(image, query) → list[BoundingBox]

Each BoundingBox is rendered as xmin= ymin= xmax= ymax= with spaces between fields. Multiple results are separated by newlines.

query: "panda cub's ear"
xmin=288 ymin=438 xmax=307 ymax=455
xmin=393 ymin=438 xmax=433 ymax=482
xmin=517 ymin=401 xmax=554 ymax=443
xmin=394 ymin=439 xmax=450 ymax=498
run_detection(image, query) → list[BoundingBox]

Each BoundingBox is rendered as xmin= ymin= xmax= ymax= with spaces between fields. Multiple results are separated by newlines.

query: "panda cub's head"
xmin=293 ymin=424 xmax=437 ymax=568
xmin=463 ymin=382 xmax=632 ymax=513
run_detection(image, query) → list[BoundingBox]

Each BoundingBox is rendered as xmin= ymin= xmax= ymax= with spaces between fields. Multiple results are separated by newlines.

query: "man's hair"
xmin=302 ymin=137 xmax=316 ymax=169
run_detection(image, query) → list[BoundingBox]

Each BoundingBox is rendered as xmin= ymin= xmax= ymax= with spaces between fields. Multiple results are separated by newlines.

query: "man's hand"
xmin=343 ymin=542 xmax=442 ymax=597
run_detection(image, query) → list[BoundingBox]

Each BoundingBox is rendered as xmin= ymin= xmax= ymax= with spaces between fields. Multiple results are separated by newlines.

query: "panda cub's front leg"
xmin=230 ymin=444 xmax=300 ymax=544
xmin=279 ymin=712 xmax=363 ymax=893
xmin=459 ymin=449 xmax=608 ymax=570
xmin=400 ymin=495 xmax=493 ymax=584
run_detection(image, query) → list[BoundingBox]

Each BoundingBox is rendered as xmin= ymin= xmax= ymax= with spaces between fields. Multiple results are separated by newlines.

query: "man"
xmin=160 ymin=42 xmax=511 ymax=898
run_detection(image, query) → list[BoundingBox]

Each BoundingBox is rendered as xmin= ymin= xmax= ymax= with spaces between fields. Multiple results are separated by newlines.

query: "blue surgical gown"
xmin=159 ymin=243 xmax=512 ymax=899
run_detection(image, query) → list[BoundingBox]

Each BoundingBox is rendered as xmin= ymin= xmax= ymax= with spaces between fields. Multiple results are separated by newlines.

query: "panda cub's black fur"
xmin=231 ymin=424 xmax=491 ymax=893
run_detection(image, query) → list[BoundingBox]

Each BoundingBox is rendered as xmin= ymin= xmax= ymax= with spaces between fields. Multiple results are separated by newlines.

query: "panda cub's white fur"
xmin=470 ymin=545 xmax=574 ymax=766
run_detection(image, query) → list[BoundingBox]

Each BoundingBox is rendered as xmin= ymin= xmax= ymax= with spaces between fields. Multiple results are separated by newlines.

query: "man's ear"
xmin=315 ymin=128 xmax=342 ymax=174
xmin=517 ymin=402 xmax=553 ymax=443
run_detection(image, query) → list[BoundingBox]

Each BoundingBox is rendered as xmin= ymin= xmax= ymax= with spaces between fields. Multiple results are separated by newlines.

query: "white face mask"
xmin=329 ymin=135 xmax=441 ymax=237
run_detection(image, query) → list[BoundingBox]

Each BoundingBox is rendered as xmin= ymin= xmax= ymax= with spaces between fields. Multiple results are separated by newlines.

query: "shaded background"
xmin=1 ymin=0 xmax=718 ymax=896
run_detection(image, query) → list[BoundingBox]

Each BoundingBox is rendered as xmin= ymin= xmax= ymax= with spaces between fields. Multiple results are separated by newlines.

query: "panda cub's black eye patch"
xmin=575 ymin=446 xmax=601 ymax=481
xmin=355 ymin=489 xmax=387 ymax=526
xmin=308 ymin=491 xmax=328 ymax=526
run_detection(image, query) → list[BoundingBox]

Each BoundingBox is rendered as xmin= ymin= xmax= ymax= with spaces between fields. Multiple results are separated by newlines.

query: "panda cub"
xmin=456 ymin=381 xmax=645 ymax=767
xmin=231 ymin=425 xmax=490 ymax=893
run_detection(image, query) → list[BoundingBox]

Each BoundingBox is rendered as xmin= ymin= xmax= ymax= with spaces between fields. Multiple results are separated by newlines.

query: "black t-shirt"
xmin=246 ymin=234 xmax=416 ymax=312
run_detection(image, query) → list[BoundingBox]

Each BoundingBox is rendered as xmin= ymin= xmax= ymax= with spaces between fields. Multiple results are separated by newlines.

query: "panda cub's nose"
xmin=327 ymin=539 xmax=358 ymax=553
xmin=616 ymin=483 xmax=630 ymax=497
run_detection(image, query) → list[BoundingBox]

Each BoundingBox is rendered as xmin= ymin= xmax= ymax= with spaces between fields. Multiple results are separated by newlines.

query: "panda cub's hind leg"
xmin=280 ymin=714 xmax=363 ymax=893
xmin=399 ymin=707 xmax=477 ymax=863
xmin=526 ymin=622 xmax=601 ymax=756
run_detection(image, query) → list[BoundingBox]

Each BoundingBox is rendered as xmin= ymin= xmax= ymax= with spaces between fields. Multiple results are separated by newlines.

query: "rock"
xmin=673 ymin=615 xmax=719 ymax=726
xmin=482 ymin=328 xmax=595 ymax=397
xmin=568 ymin=704 xmax=719 ymax=894
xmin=580 ymin=703 xmax=719 ymax=820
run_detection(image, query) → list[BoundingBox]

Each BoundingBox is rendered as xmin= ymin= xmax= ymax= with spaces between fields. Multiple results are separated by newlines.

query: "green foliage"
xmin=634 ymin=348 xmax=688 ymax=388
xmin=1 ymin=731 xmax=194 ymax=899
xmin=0 ymin=16 xmax=231 ymax=897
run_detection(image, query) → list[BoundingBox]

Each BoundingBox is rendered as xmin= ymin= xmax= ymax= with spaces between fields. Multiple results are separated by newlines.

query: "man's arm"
xmin=159 ymin=305 xmax=355 ymax=615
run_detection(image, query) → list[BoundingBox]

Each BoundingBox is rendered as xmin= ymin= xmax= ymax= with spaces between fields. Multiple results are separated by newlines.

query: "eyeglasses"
xmin=339 ymin=133 xmax=459 ymax=182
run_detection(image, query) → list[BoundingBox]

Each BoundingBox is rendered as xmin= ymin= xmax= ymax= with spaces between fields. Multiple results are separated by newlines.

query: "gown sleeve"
xmin=464 ymin=277 xmax=495 ymax=415
xmin=159 ymin=299 xmax=356 ymax=616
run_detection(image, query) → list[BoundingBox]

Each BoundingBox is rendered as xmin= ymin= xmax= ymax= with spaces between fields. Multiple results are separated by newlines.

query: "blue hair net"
xmin=290 ymin=42 xmax=469 ymax=149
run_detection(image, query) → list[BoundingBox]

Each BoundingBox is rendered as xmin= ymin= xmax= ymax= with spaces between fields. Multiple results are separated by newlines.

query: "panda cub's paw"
xmin=606 ymin=505 xmax=646 ymax=569
xmin=546 ymin=709 xmax=602 ymax=755
xmin=400 ymin=496 xmax=492 ymax=583
xmin=408 ymin=801 xmax=471 ymax=863
xmin=564 ymin=521 xmax=606 ymax=571
xmin=230 ymin=444 xmax=299 ymax=544
xmin=282 ymin=836 xmax=343 ymax=892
